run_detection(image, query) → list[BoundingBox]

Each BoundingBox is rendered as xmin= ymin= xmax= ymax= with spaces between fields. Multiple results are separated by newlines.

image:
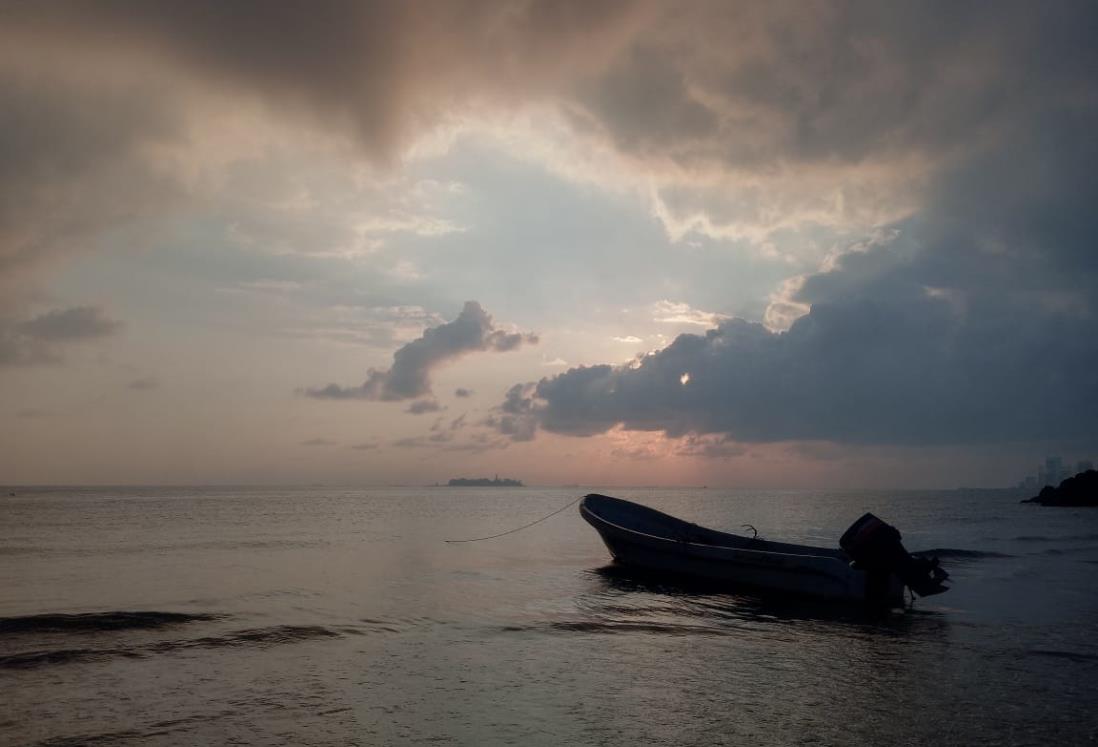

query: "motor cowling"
xmin=840 ymin=513 xmax=950 ymax=598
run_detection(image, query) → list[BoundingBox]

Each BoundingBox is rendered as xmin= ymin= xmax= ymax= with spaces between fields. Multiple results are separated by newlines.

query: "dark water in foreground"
xmin=2 ymin=487 xmax=1097 ymax=746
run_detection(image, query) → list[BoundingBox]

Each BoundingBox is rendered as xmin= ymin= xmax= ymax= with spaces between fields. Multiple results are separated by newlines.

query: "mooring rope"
xmin=443 ymin=495 xmax=583 ymax=543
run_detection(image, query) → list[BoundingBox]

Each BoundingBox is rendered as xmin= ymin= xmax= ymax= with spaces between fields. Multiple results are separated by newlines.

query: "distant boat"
xmin=580 ymin=494 xmax=949 ymax=606
xmin=448 ymin=476 xmax=523 ymax=487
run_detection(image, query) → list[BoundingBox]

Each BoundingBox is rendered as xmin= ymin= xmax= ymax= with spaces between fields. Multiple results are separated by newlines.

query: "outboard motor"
xmin=840 ymin=513 xmax=950 ymax=599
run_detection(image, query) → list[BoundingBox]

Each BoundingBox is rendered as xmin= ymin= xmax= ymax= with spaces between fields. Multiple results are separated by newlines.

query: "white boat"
xmin=579 ymin=494 xmax=949 ymax=606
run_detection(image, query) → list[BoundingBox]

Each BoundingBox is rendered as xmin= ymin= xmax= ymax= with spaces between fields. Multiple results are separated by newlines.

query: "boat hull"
xmin=581 ymin=495 xmax=903 ymax=605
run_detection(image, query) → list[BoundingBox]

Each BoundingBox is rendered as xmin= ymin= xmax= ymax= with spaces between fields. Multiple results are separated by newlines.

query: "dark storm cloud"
xmin=2 ymin=1 xmax=1094 ymax=206
xmin=501 ymin=108 xmax=1098 ymax=447
xmin=443 ymin=1 xmax=1098 ymax=452
xmin=0 ymin=0 xmax=643 ymax=161
xmin=4 ymin=1 xmax=1094 ymax=274
xmin=505 ymin=297 xmax=1097 ymax=447
xmin=304 ymin=301 xmax=536 ymax=401
xmin=579 ymin=46 xmax=720 ymax=162
xmin=595 ymin=3 xmax=1097 ymax=170
xmin=496 ymin=2 xmax=1098 ymax=447
xmin=13 ymin=1 xmax=1092 ymax=172
xmin=0 ymin=62 xmax=175 ymax=361
xmin=0 ymin=67 xmax=179 ymax=286
xmin=0 ymin=307 xmax=123 ymax=366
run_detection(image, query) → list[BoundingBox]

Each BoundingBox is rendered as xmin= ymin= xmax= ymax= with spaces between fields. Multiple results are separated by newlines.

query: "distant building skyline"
xmin=1018 ymin=455 xmax=1095 ymax=491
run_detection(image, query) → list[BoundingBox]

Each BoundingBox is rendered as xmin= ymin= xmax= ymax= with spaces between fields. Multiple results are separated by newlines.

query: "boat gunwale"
xmin=580 ymin=499 xmax=851 ymax=567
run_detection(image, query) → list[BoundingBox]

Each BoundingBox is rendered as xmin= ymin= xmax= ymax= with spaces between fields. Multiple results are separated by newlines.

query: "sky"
xmin=1 ymin=1 xmax=1096 ymax=488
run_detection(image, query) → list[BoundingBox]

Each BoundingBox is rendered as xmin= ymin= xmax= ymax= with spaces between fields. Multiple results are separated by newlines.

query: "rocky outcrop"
xmin=1023 ymin=470 xmax=1098 ymax=506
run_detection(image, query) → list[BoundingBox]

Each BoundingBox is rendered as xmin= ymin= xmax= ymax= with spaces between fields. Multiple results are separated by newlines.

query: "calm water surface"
xmin=2 ymin=487 xmax=1097 ymax=745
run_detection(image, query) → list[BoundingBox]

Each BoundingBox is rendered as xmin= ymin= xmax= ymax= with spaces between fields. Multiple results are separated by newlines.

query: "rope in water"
xmin=443 ymin=495 xmax=583 ymax=543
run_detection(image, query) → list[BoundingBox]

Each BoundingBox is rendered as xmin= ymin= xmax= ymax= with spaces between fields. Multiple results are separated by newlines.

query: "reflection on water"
xmin=1 ymin=486 xmax=1096 ymax=745
xmin=584 ymin=564 xmax=936 ymax=627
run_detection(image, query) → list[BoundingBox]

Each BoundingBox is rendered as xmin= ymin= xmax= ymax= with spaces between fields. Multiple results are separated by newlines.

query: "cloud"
xmin=487 ymin=383 xmax=540 ymax=442
xmin=651 ymin=300 xmax=728 ymax=327
xmin=674 ymin=434 xmax=748 ymax=459
xmin=281 ymin=306 xmax=449 ymax=351
xmin=5 ymin=1 xmax=1098 ymax=465
xmin=127 ymin=376 xmax=159 ymax=391
xmin=612 ymin=335 xmax=643 ymax=344
xmin=454 ymin=387 xmax=474 ymax=398
xmin=300 ymin=437 xmax=336 ymax=446
xmin=0 ymin=54 xmax=177 ymax=363
xmin=18 ymin=306 xmax=122 ymax=342
xmin=452 ymin=3 xmax=1095 ymax=453
xmin=502 ymin=287 xmax=1098 ymax=447
xmin=405 ymin=398 xmax=443 ymax=415
xmin=597 ymin=428 xmax=747 ymax=461
xmin=392 ymin=431 xmax=454 ymax=449
xmin=0 ymin=1 xmax=644 ymax=162
xmin=0 ymin=306 xmax=123 ymax=366
xmin=393 ymin=428 xmax=506 ymax=453
xmin=0 ymin=63 xmax=180 ymax=296
xmin=4 ymin=1 xmax=1098 ymax=269
xmin=498 ymin=112 xmax=1098 ymax=448
xmin=496 ymin=105 xmax=1098 ymax=448
xmin=304 ymin=301 xmax=536 ymax=401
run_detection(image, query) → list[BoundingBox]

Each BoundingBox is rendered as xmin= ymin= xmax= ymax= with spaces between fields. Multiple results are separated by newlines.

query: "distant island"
xmin=1023 ymin=469 xmax=1098 ymax=506
xmin=448 ymin=475 xmax=523 ymax=487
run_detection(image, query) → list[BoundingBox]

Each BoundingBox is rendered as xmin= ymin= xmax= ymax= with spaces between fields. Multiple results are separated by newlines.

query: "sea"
xmin=2 ymin=486 xmax=1097 ymax=746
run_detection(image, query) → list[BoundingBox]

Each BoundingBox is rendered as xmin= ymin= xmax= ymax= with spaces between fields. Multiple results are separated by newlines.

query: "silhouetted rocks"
xmin=1023 ymin=470 xmax=1098 ymax=506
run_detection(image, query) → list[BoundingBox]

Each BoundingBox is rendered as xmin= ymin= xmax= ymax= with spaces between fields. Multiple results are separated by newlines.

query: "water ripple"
xmin=0 ymin=611 xmax=217 ymax=635
xmin=913 ymin=548 xmax=1014 ymax=560
xmin=0 ymin=624 xmax=344 ymax=671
